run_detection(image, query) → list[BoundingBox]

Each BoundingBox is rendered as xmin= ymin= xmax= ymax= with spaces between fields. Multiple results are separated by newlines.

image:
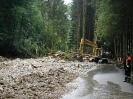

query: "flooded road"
xmin=61 ymin=64 xmax=133 ymax=99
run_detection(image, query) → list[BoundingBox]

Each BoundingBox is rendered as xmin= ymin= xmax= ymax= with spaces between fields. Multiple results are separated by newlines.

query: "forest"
xmin=0 ymin=0 xmax=133 ymax=60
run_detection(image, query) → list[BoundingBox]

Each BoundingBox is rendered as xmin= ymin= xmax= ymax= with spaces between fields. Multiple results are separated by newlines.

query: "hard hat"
xmin=127 ymin=51 xmax=130 ymax=56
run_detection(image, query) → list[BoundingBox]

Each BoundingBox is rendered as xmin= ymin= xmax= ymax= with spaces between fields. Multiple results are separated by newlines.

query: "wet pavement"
xmin=61 ymin=64 xmax=133 ymax=99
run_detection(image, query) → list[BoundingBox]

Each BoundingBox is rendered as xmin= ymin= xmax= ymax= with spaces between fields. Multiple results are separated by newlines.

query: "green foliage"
xmin=95 ymin=0 xmax=133 ymax=58
xmin=95 ymin=0 xmax=117 ymax=46
xmin=0 ymin=0 xmax=71 ymax=57
xmin=1 ymin=0 xmax=132 ymax=60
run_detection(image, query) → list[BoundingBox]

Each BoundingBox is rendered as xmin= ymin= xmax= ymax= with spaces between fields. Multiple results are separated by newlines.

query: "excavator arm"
xmin=79 ymin=38 xmax=101 ymax=57
xmin=79 ymin=38 xmax=108 ymax=63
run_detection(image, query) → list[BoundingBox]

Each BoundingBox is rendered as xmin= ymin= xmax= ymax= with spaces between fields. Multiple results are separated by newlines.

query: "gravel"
xmin=0 ymin=56 xmax=95 ymax=99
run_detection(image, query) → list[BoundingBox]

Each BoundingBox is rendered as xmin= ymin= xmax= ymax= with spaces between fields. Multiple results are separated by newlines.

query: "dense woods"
xmin=71 ymin=0 xmax=133 ymax=60
xmin=1 ymin=1 xmax=133 ymax=98
xmin=0 ymin=0 xmax=71 ymax=57
xmin=0 ymin=0 xmax=133 ymax=60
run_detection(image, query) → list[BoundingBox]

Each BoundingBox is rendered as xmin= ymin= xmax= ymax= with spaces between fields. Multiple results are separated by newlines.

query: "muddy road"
xmin=0 ymin=56 xmax=133 ymax=99
xmin=61 ymin=64 xmax=133 ymax=99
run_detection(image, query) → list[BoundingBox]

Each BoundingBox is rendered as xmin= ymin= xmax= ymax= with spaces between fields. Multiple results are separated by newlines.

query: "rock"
xmin=0 ymin=54 xmax=93 ymax=99
xmin=25 ymin=83 xmax=32 ymax=88
xmin=36 ymin=82 xmax=45 ymax=87
xmin=0 ymin=80 xmax=10 ymax=87
xmin=31 ymin=86 xmax=36 ymax=91
xmin=0 ymin=86 xmax=3 ymax=91
xmin=0 ymin=56 xmax=9 ymax=62
xmin=11 ymin=84 xmax=18 ymax=89
xmin=59 ymin=60 xmax=65 ymax=63
xmin=58 ymin=67 xmax=65 ymax=73
xmin=0 ymin=80 xmax=5 ymax=85
xmin=13 ymin=78 xmax=22 ymax=84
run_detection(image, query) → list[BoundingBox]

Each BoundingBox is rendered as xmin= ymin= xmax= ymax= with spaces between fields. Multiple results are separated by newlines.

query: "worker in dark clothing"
xmin=123 ymin=52 xmax=132 ymax=82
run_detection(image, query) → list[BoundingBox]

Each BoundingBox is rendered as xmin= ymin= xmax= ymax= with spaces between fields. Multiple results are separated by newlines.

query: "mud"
xmin=0 ymin=56 xmax=94 ymax=99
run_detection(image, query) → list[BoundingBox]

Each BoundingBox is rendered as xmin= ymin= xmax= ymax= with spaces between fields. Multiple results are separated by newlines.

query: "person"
xmin=123 ymin=51 xmax=132 ymax=82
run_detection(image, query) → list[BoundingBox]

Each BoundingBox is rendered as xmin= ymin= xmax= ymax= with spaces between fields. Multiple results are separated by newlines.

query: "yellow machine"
xmin=79 ymin=38 xmax=102 ymax=59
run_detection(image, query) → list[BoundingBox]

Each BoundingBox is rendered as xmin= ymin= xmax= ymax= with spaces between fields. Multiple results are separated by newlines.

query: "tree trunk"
xmin=77 ymin=3 xmax=81 ymax=50
xmin=82 ymin=0 xmax=86 ymax=39
xmin=93 ymin=0 xmax=97 ymax=44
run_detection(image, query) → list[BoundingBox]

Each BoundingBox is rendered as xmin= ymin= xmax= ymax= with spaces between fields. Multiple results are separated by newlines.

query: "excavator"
xmin=79 ymin=38 xmax=108 ymax=63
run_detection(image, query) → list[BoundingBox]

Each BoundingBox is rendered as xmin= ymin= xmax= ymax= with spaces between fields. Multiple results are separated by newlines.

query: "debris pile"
xmin=0 ymin=68 xmax=77 ymax=99
xmin=0 ymin=56 xmax=94 ymax=99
